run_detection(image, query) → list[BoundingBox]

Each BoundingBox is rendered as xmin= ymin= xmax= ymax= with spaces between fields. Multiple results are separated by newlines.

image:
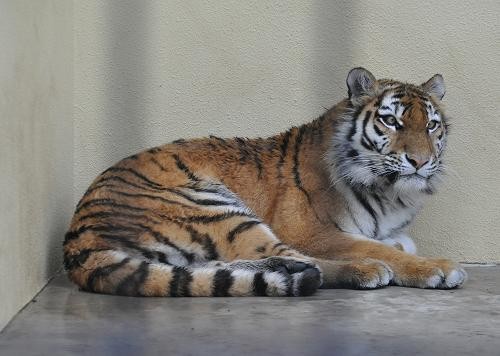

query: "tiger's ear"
xmin=346 ymin=67 xmax=376 ymax=101
xmin=422 ymin=74 xmax=445 ymax=100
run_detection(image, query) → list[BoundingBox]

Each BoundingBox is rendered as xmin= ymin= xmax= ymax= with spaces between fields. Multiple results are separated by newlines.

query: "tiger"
xmin=63 ymin=67 xmax=467 ymax=297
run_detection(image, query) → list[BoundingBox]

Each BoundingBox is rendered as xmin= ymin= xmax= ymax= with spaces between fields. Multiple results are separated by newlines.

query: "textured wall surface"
xmin=74 ymin=1 xmax=499 ymax=262
xmin=0 ymin=1 xmax=73 ymax=330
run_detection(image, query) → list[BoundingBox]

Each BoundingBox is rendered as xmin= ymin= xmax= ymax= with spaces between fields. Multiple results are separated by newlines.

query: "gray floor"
xmin=0 ymin=266 xmax=499 ymax=356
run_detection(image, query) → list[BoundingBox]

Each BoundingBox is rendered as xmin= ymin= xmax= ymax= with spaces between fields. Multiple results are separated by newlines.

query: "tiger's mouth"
xmin=401 ymin=173 xmax=429 ymax=181
xmin=383 ymin=171 xmax=432 ymax=184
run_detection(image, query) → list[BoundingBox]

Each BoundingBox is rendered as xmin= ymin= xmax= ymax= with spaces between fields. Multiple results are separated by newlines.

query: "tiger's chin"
xmin=393 ymin=174 xmax=438 ymax=195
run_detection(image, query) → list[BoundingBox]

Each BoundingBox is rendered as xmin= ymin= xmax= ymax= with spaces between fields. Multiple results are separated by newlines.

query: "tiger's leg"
xmin=299 ymin=232 xmax=467 ymax=289
xmin=314 ymin=258 xmax=394 ymax=289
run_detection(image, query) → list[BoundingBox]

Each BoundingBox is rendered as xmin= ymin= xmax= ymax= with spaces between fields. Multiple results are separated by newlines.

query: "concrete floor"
xmin=0 ymin=266 xmax=499 ymax=356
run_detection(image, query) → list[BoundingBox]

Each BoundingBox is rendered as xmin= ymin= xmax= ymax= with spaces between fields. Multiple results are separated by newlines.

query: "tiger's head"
xmin=332 ymin=68 xmax=448 ymax=195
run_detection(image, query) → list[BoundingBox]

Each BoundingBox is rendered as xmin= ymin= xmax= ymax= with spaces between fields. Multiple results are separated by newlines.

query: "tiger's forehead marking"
xmin=379 ymin=94 xmax=406 ymax=117
xmin=376 ymin=90 xmax=439 ymax=123
xmin=424 ymin=100 xmax=441 ymax=122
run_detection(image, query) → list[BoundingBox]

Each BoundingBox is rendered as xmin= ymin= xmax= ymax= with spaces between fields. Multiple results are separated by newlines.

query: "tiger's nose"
xmin=405 ymin=154 xmax=428 ymax=169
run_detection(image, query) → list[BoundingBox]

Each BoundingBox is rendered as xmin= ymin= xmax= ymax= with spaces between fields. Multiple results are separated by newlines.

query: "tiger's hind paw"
xmin=263 ymin=257 xmax=322 ymax=296
xmin=289 ymin=265 xmax=322 ymax=296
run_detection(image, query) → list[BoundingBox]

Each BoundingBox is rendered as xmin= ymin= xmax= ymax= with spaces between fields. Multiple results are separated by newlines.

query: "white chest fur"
xmin=335 ymin=182 xmax=422 ymax=253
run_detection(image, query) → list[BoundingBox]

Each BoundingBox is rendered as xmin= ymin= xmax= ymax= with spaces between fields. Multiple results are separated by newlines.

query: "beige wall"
xmin=0 ymin=0 xmax=498 ymax=331
xmin=74 ymin=1 xmax=500 ymax=262
xmin=0 ymin=1 xmax=73 ymax=330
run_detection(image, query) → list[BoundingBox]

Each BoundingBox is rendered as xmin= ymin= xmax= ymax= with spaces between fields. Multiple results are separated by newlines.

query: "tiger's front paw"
xmin=393 ymin=258 xmax=467 ymax=289
xmin=320 ymin=259 xmax=394 ymax=289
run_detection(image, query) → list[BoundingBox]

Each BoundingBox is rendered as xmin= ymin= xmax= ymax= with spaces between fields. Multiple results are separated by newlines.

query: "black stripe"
xmin=108 ymin=189 xmax=194 ymax=209
xmin=63 ymin=223 xmax=144 ymax=245
xmin=251 ymin=143 xmax=264 ymax=179
xmin=165 ymin=187 xmax=236 ymax=206
xmin=157 ymin=252 xmax=169 ymax=264
xmin=311 ymin=114 xmax=325 ymax=144
xmin=64 ymin=225 xmax=90 ymax=244
xmin=272 ymin=242 xmax=285 ymax=250
xmin=213 ymin=269 xmax=234 ymax=297
xmin=104 ymin=167 xmax=163 ymax=188
xmin=255 ymin=245 xmax=266 ymax=253
xmin=78 ymin=210 xmax=153 ymax=223
xmin=134 ymin=224 xmax=196 ymax=263
xmin=372 ymin=193 xmax=386 ymax=215
xmin=94 ymin=175 xmax=162 ymax=191
xmin=86 ymin=258 xmax=131 ymax=292
xmin=253 ymin=272 xmax=268 ymax=296
xmin=81 ymin=223 xmax=143 ymax=234
xmin=387 ymin=219 xmax=412 ymax=238
xmin=361 ymin=111 xmax=376 ymax=151
xmin=347 ymin=109 xmax=362 ymax=142
xmin=227 ymin=220 xmax=261 ymax=243
xmin=124 ymin=154 xmax=138 ymax=160
xmin=275 ymin=246 xmax=290 ymax=256
xmin=236 ymin=137 xmax=264 ymax=177
xmin=401 ymin=103 xmax=412 ymax=116
xmin=347 ymin=149 xmax=359 ymax=158
xmin=181 ymin=184 xmax=226 ymax=194
xmin=292 ymin=126 xmax=313 ymax=204
xmin=361 ymin=138 xmax=374 ymax=151
xmin=148 ymin=147 xmax=162 ymax=154
xmin=209 ymin=135 xmax=229 ymax=146
xmin=277 ymin=130 xmax=292 ymax=178
xmin=75 ymin=199 xmax=148 ymax=214
xmin=182 ymin=186 xmax=221 ymax=195
xmin=184 ymin=184 xmax=239 ymax=202
xmin=169 ymin=266 xmax=193 ymax=297
xmin=265 ymin=136 xmax=278 ymax=153
xmin=351 ymin=188 xmax=378 ymax=238
xmin=115 ymin=261 xmax=150 ymax=296
xmin=386 ymin=172 xmax=399 ymax=184
xmin=150 ymin=157 xmax=167 ymax=172
xmin=178 ymin=211 xmax=257 ymax=224
xmin=99 ymin=234 xmax=156 ymax=260
xmin=235 ymin=137 xmax=250 ymax=163
xmin=78 ymin=183 xmax=120 ymax=202
xmin=172 ymin=139 xmax=187 ymax=145
xmin=173 ymin=154 xmax=199 ymax=181
xmin=186 ymin=225 xmax=219 ymax=260
xmin=373 ymin=122 xmax=384 ymax=136
xmin=334 ymin=222 xmax=350 ymax=234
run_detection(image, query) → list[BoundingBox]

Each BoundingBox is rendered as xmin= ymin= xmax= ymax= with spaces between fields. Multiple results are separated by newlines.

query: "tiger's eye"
xmin=427 ymin=120 xmax=439 ymax=131
xmin=380 ymin=116 xmax=397 ymax=126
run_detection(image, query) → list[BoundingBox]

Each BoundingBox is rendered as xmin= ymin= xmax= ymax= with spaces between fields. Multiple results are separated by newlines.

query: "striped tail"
xmin=65 ymin=251 xmax=322 ymax=297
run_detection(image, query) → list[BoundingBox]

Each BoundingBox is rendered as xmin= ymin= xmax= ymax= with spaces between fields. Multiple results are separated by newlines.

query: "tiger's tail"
xmin=64 ymin=250 xmax=321 ymax=297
